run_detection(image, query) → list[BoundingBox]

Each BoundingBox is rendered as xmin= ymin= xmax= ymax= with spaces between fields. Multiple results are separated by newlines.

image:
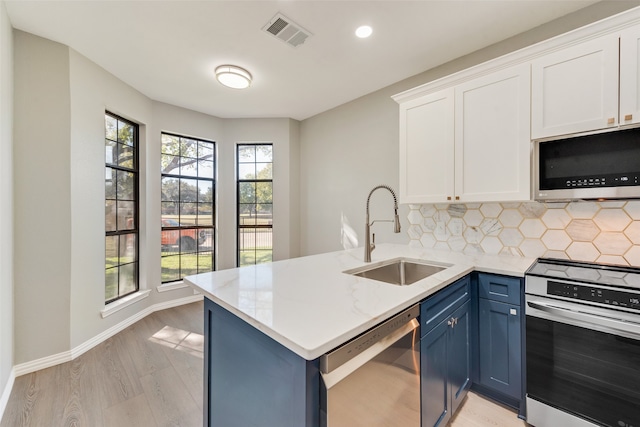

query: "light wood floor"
xmin=1 ymin=301 xmax=528 ymax=427
xmin=452 ymin=392 xmax=529 ymax=427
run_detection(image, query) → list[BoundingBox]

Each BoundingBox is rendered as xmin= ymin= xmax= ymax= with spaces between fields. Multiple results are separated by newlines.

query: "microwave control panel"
xmin=562 ymin=174 xmax=640 ymax=188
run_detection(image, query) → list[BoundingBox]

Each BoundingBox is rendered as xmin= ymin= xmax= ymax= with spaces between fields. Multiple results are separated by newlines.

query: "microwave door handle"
xmin=527 ymin=300 xmax=640 ymax=336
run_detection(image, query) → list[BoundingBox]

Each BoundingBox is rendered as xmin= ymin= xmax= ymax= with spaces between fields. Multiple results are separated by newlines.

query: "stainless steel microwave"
xmin=533 ymin=126 xmax=640 ymax=201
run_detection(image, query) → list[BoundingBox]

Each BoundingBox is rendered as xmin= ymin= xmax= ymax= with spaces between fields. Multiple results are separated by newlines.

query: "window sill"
xmin=101 ymin=289 xmax=151 ymax=319
xmin=156 ymin=281 xmax=189 ymax=293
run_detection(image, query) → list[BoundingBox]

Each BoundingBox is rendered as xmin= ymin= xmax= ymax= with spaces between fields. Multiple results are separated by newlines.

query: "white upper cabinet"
xmin=619 ymin=25 xmax=640 ymax=127
xmin=454 ymin=64 xmax=531 ymax=203
xmin=397 ymin=65 xmax=530 ymax=204
xmin=395 ymin=9 xmax=640 ymax=204
xmin=531 ymin=34 xmax=620 ymax=139
xmin=399 ymin=89 xmax=454 ymax=204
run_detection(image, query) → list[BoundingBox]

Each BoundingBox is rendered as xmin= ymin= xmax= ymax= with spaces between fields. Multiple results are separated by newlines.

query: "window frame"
xmin=160 ymin=132 xmax=216 ymax=283
xmin=105 ymin=111 xmax=140 ymax=304
xmin=236 ymin=143 xmax=273 ymax=267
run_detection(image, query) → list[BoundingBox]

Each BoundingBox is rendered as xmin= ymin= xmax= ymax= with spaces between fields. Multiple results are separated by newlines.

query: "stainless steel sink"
xmin=344 ymin=258 xmax=450 ymax=286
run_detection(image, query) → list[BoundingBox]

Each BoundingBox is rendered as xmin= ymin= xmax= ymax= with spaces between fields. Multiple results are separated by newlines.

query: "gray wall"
xmin=298 ymin=1 xmax=640 ymax=257
xmin=222 ymin=118 xmax=300 ymax=267
xmin=14 ymin=31 xmax=72 ymax=363
xmin=13 ymin=31 xmax=301 ymax=365
xmin=0 ymin=0 xmax=13 ymax=410
xmin=67 ymin=45 xmax=156 ymax=350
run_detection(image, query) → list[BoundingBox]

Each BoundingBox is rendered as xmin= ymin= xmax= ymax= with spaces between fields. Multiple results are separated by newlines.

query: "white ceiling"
xmin=5 ymin=0 xmax=603 ymax=121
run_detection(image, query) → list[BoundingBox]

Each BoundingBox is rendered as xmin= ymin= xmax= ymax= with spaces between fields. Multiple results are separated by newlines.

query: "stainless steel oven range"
xmin=525 ymin=258 xmax=640 ymax=427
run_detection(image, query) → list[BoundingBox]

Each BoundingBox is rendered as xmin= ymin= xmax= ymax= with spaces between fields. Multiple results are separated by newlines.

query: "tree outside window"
xmin=161 ymin=133 xmax=216 ymax=282
xmin=105 ymin=112 xmax=139 ymax=303
xmin=237 ymin=144 xmax=273 ymax=266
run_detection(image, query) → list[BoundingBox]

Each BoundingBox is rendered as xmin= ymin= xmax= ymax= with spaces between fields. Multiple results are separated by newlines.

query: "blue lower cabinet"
xmin=204 ymin=299 xmax=320 ymax=427
xmin=477 ymin=298 xmax=522 ymax=399
xmin=421 ymin=316 xmax=450 ymax=427
xmin=202 ymin=270 xmax=525 ymax=427
xmin=449 ymin=301 xmax=471 ymax=416
xmin=473 ymin=272 xmax=524 ymax=415
xmin=421 ymin=297 xmax=471 ymax=427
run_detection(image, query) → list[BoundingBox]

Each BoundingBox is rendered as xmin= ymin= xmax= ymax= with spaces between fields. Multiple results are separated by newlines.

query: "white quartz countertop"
xmin=185 ymin=244 xmax=534 ymax=361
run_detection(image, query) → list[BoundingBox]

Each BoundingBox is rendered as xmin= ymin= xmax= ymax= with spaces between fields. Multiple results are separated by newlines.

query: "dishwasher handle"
xmin=320 ymin=303 xmax=420 ymax=390
xmin=320 ymin=304 xmax=419 ymax=374
xmin=320 ymin=317 xmax=419 ymax=390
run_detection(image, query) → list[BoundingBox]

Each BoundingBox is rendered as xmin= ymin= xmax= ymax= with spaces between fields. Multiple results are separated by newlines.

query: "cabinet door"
xmin=531 ymin=34 xmax=619 ymax=139
xmin=478 ymin=298 xmax=522 ymax=399
xmin=421 ymin=275 xmax=470 ymax=336
xmin=421 ymin=318 xmax=451 ymax=427
xmin=421 ymin=300 xmax=471 ymax=427
xmin=399 ymin=89 xmax=454 ymax=204
xmin=454 ymin=64 xmax=531 ymax=202
xmin=620 ymin=25 xmax=640 ymax=127
xmin=448 ymin=300 xmax=471 ymax=415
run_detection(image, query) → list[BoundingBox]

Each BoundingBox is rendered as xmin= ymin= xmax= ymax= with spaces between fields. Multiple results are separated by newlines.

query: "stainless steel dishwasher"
xmin=319 ymin=304 xmax=420 ymax=427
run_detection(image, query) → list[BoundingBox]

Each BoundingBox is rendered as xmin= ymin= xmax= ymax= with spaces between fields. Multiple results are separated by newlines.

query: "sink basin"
xmin=344 ymin=257 xmax=450 ymax=286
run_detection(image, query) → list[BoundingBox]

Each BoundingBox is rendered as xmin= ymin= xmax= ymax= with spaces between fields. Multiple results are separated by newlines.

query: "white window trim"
xmin=156 ymin=281 xmax=189 ymax=293
xmin=101 ymin=289 xmax=151 ymax=318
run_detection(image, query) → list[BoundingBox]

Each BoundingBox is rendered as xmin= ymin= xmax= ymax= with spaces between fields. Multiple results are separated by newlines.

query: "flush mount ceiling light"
xmin=215 ymin=65 xmax=252 ymax=89
xmin=355 ymin=25 xmax=373 ymax=38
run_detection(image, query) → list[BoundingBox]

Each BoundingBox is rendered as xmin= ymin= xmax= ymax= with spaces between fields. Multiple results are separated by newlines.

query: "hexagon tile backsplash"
xmin=407 ymin=201 xmax=640 ymax=266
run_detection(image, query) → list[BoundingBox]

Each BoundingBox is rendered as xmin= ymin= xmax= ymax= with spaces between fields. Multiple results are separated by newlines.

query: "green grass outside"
xmin=105 ymin=256 xmax=136 ymax=301
xmin=106 ymin=253 xmax=214 ymax=295
xmin=162 ymin=252 xmax=213 ymax=283
xmin=239 ymin=249 xmax=272 ymax=266
xmin=106 ymin=247 xmax=270 ymax=299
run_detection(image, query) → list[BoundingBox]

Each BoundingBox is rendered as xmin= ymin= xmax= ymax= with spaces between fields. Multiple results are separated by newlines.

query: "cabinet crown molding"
xmin=392 ymin=6 xmax=640 ymax=104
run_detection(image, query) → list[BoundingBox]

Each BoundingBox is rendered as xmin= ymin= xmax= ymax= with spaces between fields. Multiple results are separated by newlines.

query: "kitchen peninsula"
xmin=185 ymin=244 xmax=534 ymax=426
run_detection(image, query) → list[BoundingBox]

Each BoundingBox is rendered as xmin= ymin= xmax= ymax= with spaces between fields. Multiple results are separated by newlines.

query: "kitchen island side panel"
xmin=204 ymin=298 xmax=320 ymax=427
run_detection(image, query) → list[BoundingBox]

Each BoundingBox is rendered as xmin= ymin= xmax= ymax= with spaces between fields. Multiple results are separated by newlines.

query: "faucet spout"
xmin=364 ymin=185 xmax=401 ymax=262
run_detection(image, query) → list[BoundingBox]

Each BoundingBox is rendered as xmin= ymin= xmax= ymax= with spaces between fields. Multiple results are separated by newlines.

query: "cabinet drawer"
xmin=478 ymin=273 xmax=521 ymax=305
xmin=421 ymin=276 xmax=470 ymax=336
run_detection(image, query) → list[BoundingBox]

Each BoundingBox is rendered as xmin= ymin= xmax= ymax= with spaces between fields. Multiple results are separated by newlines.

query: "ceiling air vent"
xmin=263 ymin=13 xmax=312 ymax=48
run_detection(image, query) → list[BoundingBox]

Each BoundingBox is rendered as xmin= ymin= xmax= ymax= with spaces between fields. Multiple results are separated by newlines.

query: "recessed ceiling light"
xmin=215 ymin=65 xmax=252 ymax=89
xmin=355 ymin=25 xmax=373 ymax=38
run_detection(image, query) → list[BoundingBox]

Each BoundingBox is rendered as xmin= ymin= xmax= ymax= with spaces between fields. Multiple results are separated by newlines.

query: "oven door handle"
xmin=527 ymin=300 xmax=640 ymax=336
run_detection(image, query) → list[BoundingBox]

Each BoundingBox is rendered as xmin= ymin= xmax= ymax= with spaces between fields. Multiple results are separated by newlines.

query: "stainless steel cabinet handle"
xmin=447 ymin=317 xmax=458 ymax=328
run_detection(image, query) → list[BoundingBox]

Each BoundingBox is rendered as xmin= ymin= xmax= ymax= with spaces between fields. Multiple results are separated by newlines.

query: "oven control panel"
xmin=548 ymin=281 xmax=640 ymax=312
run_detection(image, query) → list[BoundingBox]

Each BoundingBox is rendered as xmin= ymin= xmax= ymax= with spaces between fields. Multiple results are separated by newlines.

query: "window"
xmin=105 ymin=112 xmax=139 ymax=303
xmin=161 ymin=133 xmax=215 ymax=282
xmin=237 ymin=144 xmax=273 ymax=266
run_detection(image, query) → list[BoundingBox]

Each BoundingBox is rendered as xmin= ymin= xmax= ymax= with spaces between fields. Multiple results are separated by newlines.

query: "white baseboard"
xmin=0 ymin=367 xmax=15 ymax=422
xmin=13 ymin=294 xmax=203 ymax=377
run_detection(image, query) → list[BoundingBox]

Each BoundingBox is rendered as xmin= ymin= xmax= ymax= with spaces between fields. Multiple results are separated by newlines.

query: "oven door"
xmin=526 ymin=295 xmax=640 ymax=427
